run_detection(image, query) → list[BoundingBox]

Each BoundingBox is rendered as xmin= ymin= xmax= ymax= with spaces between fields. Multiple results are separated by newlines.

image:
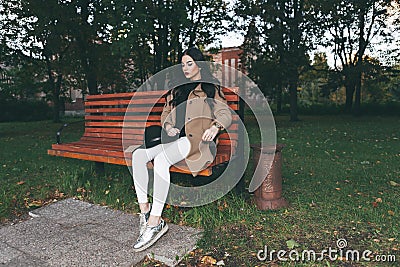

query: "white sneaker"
xmin=133 ymin=219 xmax=168 ymax=252
xmin=138 ymin=209 xmax=151 ymax=237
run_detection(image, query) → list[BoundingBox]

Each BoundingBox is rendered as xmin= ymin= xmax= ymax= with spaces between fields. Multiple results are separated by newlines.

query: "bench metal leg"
xmin=234 ymin=175 xmax=246 ymax=196
xmin=95 ymin=162 xmax=105 ymax=175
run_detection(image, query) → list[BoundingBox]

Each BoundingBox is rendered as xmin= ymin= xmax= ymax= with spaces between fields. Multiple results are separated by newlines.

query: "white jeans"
xmin=131 ymin=136 xmax=191 ymax=216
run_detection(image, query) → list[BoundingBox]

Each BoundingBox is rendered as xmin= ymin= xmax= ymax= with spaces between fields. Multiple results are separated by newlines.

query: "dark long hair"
xmin=165 ymin=47 xmax=226 ymax=110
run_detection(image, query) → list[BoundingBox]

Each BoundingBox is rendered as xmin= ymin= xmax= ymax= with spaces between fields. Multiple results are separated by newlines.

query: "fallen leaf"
xmin=372 ymin=202 xmax=378 ymax=208
xmin=389 ymin=181 xmax=400 ymax=187
xmin=77 ymin=187 xmax=86 ymax=193
xmin=388 ymin=210 xmax=395 ymax=216
xmin=201 ymin=255 xmax=217 ymax=265
xmin=216 ymin=260 xmax=225 ymax=266
xmin=17 ymin=181 xmax=25 ymax=185
xmin=375 ymin=198 xmax=382 ymax=203
xmin=28 ymin=200 xmax=43 ymax=208
xmin=286 ymin=239 xmax=300 ymax=249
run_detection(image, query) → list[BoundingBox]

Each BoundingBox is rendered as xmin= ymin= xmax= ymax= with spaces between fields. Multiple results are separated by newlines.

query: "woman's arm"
xmin=202 ymin=88 xmax=233 ymax=142
xmin=161 ymin=93 xmax=180 ymax=136
xmin=210 ymin=89 xmax=232 ymax=131
xmin=161 ymin=93 xmax=174 ymax=130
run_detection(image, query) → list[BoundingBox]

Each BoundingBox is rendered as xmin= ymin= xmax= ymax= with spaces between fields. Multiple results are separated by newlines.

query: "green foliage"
xmin=277 ymin=102 xmax=400 ymax=116
xmin=1 ymin=0 xmax=232 ymax=95
xmin=0 ymin=99 xmax=52 ymax=122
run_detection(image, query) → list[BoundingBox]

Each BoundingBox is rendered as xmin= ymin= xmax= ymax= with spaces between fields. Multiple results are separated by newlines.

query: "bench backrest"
xmin=82 ymin=88 xmax=240 ymax=163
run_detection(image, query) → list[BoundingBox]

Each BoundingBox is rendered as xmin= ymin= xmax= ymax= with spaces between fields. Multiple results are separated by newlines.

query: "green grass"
xmin=0 ymin=115 xmax=399 ymax=266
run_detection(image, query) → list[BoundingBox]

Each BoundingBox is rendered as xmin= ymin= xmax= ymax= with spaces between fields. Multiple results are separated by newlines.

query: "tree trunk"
xmin=354 ymin=6 xmax=366 ymax=116
xmin=46 ymin=59 xmax=60 ymax=123
xmin=55 ymin=73 xmax=63 ymax=121
xmin=289 ymin=75 xmax=299 ymax=122
xmin=353 ymin=70 xmax=362 ymax=116
xmin=276 ymin=81 xmax=283 ymax=114
xmin=77 ymin=2 xmax=98 ymax=95
xmin=75 ymin=38 xmax=99 ymax=95
xmin=86 ymin=68 xmax=98 ymax=95
xmin=344 ymin=75 xmax=355 ymax=113
xmin=52 ymin=83 xmax=60 ymax=123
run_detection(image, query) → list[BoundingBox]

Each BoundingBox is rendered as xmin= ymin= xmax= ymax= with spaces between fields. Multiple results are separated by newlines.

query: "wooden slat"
xmin=86 ymin=98 xmax=164 ymax=107
xmin=79 ymin=136 xmax=125 ymax=144
xmin=85 ymin=95 xmax=239 ymax=107
xmin=48 ymin=149 xmax=127 ymax=165
xmin=48 ymin=149 xmax=229 ymax=176
xmin=86 ymin=92 xmax=134 ymax=100
xmin=85 ymin=128 xmax=144 ymax=134
xmin=85 ymin=121 xmax=154 ymax=127
xmin=86 ymin=90 xmax=162 ymax=100
xmin=52 ymin=144 xmax=123 ymax=158
xmin=85 ymin=99 xmax=132 ymax=107
xmin=78 ymin=137 xmax=143 ymax=147
xmin=85 ymin=107 xmax=128 ymax=113
xmin=83 ymin=132 xmax=125 ymax=139
xmin=85 ymin=115 xmax=162 ymax=121
xmin=65 ymin=141 xmax=123 ymax=150
xmin=84 ymin=87 xmax=238 ymax=100
xmin=83 ymin=133 xmax=149 ymax=141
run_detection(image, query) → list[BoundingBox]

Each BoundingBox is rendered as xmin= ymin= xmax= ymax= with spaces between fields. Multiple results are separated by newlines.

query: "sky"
xmin=213 ymin=22 xmax=399 ymax=68
xmin=219 ymin=33 xmax=244 ymax=48
xmin=213 ymin=0 xmax=399 ymax=68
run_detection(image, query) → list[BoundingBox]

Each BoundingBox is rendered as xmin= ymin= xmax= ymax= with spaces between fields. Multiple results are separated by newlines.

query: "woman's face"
xmin=181 ymin=55 xmax=201 ymax=81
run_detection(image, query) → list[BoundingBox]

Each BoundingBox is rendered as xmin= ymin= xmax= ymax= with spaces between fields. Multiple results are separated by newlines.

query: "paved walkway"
xmin=0 ymin=198 xmax=202 ymax=266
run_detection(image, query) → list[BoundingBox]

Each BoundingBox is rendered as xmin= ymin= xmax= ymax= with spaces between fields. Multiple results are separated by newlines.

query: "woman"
xmin=131 ymin=47 xmax=232 ymax=251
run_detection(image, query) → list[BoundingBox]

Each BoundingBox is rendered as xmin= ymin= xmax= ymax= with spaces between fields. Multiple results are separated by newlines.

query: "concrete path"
xmin=0 ymin=198 xmax=202 ymax=266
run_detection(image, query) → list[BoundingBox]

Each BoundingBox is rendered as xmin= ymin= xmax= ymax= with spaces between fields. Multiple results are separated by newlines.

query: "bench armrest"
xmin=56 ymin=120 xmax=85 ymax=144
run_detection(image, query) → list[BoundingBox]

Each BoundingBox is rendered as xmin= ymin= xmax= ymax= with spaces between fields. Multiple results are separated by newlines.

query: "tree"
xmin=2 ymin=0 xmax=76 ymax=122
xmin=235 ymin=0 xmax=323 ymax=120
xmin=2 ymin=0 xmax=235 ymax=104
xmin=115 ymin=0 xmax=231 ymax=90
xmin=184 ymin=0 xmax=230 ymax=48
xmin=319 ymin=0 xmax=398 ymax=114
xmin=298 ymin=52 xmax=331 ymax=106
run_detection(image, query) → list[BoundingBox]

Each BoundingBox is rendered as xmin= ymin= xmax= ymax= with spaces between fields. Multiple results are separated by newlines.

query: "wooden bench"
xmin=48 ymin=87 xmax=243 ymax=177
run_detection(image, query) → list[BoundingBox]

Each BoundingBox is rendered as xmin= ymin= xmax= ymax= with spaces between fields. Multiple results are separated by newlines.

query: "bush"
xmin=358 ymin=102 xmax=400 ymax=115
xmin=272 ymin=102 xmax=400 ymax=116
xmin=0 ymin=99 xmax=52 ymax=122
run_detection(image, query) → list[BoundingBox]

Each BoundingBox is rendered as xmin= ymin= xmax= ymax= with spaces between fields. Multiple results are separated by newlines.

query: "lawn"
xmin=0 ymin=114 xmax=399 ymax=266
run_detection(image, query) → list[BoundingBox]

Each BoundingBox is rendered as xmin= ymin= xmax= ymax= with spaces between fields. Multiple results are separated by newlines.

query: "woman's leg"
xmin=133 ymin=137 xmax=191 ymax=251
xmin=131 ymin=145 xmax=164 ymax=212
xmin=149 ymin=137 xmax=191 ymax=224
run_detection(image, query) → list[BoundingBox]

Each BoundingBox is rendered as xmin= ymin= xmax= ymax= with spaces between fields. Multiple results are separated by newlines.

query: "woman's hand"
xmin=166 ymin=126 xmax=180 ymax=136
xmin=202 ymin=125 xmax=219 ymax=142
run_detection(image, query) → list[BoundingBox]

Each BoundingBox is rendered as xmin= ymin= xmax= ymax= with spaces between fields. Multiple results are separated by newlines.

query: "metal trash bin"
xmin=251 ymin=144 xmax=288 ymax=210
